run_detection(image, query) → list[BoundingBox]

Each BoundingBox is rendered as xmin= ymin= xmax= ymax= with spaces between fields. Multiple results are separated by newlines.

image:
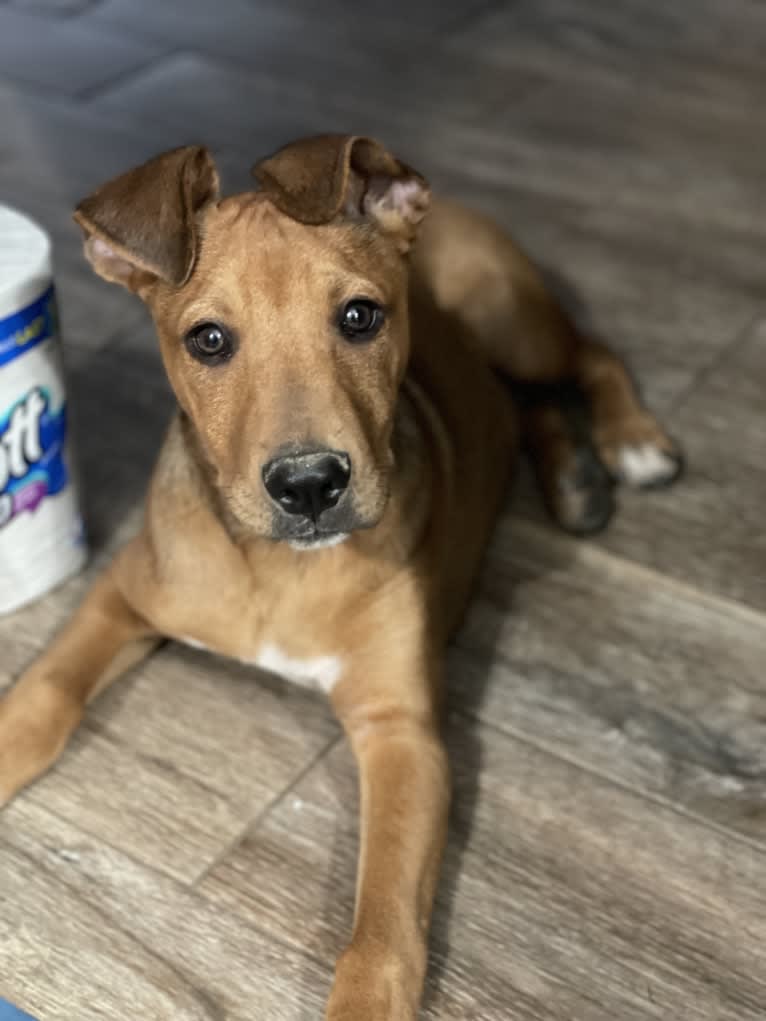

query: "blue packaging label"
xmin=0 ymin=285 xmax=57 ymax=368
xmin=0 ymin=387 xmax=70 ymax=531
xmin=0 ymin=998 xmax=39 ymax=1020
xmin=0 ymin=286 xmax=71 ymax=531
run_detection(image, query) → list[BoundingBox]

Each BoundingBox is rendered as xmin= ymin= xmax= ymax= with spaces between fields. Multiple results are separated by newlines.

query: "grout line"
xmin=441 ymin=0 xmax=505 ymax=37
xmin=4 ymin=808 xmax=332 ymax=1002
xmin=4 ymin=0 xmax=102 ymax=20
xmin=0 ymin=69 xmax=90 ymax=104
xmin=192 ymin=731 xmax=343 ymax=887
xmin=81 ymin=0 xmax=109 ymax=14
xmin=664 ymin=308 xmax=764 ymax=414
xmin=9 ymin=793 xmax=192 ymax=886
xmin=451 ymin=706 xmax=766 ymax=860
xmin=74 ymin=47 xmax=179 ymax=103
xmin=2 ymin=840 xmax=229 ymax=1021
xmin=503 ymin=515 xmax=766 ymax=627
xmin=9 ymin=726 xmax=343 ymax=895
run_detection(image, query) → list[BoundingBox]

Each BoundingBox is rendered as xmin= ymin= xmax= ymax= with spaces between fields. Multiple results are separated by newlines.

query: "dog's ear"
xmin=252 ymin=135 xmax=430 ymax=252
xmin=73 ymin=146 xmax=219 ymax=293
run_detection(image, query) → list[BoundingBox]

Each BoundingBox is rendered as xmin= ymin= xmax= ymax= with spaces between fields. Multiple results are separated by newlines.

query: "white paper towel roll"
xmin=0 ymin=204 xmax=87 ymax=614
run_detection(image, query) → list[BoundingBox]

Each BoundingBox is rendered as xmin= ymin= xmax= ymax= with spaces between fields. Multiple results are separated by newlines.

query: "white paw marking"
xmin=253 ymin=643 xmax=343 ymax=694
xmin=617 ymin=444 xmax=677 ymax=487
xmin=178 ymin=637 xmax=343 ymax=693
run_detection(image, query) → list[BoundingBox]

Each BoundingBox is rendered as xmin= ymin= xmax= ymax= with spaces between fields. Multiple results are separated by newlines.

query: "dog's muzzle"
xmin=262 ymin=450 xmax=351 ymax=526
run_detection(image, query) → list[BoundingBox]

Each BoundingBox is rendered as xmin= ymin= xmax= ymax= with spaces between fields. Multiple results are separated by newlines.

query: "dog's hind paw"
xmin=615 ymin=442 xmax=683 ymax=488
xmin=595 ymin=414 xmax=684 ymax=490
xmin=551 ymin=446 xmax=615 ymax=536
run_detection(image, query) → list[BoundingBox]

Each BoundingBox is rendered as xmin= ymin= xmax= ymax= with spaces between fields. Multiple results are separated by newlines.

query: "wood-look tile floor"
xmin=1 ymin=1 xmax=765 ymax=1017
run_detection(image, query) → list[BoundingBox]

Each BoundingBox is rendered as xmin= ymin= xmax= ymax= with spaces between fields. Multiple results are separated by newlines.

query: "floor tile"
xmin=0 ymin=801 xmax=331 ymax=1020
xmin=89 ymin=54 xmax=331 ymax=153
xmin=596 ymin=316 xmax=766 ymax=609
xmin=0 ymin=82 xmax=175 ymax=199
xmin=88 ymin=48 xmax=540 ymax=152
xmin=0 ymin=642 xmax=338 ymax=882
xmin=422 ymin=77 xmax=766 ymax=243
xmin=452 ymin=0 xmax=766 ymax=117
xmin=450 ymin=516 xmax=766 ymax=839
xmin=10 ymin=0 xmax=99 ymax=13
xmin=200 ymin=723 xmax=766 ymax=1020
xmin=0 ymin=6 xmax=167 ymax=97
xmin=92 ymin=0 xmax=491 ymax=40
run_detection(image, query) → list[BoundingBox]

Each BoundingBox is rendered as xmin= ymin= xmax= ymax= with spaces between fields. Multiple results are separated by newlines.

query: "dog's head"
xmin=74 ymin=135 xmax=430 ymax=548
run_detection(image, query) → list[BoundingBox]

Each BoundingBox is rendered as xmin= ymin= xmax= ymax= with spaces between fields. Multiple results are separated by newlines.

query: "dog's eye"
xmin=185 ymin=322 xmax=235 ymax=364
xmin=338 ymin=299 xmax=384 ymax=342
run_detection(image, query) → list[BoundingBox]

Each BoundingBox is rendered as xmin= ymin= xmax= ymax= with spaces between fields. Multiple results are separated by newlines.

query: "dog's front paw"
xmin=325 ymin=945 xmax=422 ymax=1021
xmin=0 ymin=681 xmax=82 ymax=806
xmin=595 ymin=413 xmax=684 ymax=490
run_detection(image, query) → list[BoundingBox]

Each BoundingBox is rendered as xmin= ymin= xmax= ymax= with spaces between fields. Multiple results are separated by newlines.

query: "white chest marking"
xmin=253 ymin=643 xmax=343 ymax=694
xmin=179 ymin=636 xmax=343 ymax=694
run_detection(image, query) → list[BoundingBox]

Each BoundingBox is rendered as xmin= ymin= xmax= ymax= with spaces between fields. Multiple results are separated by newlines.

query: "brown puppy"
xmin=0 ymin=136 xmax=681 ymax=1020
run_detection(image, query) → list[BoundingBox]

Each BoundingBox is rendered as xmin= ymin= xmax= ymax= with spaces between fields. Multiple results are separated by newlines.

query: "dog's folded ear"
xmin=252 ymin=135 xmax=430 ymax=252
xmin=73 ymin=146 xmax=219 ymax=293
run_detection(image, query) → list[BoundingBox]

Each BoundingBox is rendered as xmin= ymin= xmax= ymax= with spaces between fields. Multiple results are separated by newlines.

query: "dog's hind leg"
xmin=0 ymin=564 xmax=159 ymax=806
xmin=513 ymin=318 xmax=682 ymax=533
xmin=418 ymin=202 xmax=683 ymax=533
xmin=507 ymin=296 xmax=683 ymax=508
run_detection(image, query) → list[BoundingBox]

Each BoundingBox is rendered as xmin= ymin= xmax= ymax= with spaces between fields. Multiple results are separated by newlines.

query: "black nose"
xmin=262 ymin=451 xmax=351 ymax=521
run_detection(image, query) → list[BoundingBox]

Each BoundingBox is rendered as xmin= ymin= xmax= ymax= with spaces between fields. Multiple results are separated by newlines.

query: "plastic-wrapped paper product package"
xmin=0 ymin=205 xmax=86 ymax=614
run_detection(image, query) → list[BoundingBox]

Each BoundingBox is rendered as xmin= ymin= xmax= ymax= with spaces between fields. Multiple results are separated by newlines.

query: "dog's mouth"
xmin=269 ymin=489 xmax=384 ymax=549
xmin=288 ymin=531 xmax=350 ymax=552
xmin=251 ymin=467 xmax=390 ymax=547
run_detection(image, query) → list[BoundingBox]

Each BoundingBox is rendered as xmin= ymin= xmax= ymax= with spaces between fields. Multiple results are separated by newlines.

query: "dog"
xmin=0 ymin=135 xmax=681 ymax=1019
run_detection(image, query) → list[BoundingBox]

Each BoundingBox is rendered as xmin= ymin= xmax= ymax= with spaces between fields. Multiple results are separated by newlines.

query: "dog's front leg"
xmin=327 ymin=669 xmax=450 ymax=1021
xmin=0 ymin=557 xmax=158 ymax=806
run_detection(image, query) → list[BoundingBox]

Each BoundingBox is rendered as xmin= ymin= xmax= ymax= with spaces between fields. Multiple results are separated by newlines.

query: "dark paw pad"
xmin=553 ymin=447 xmax=615 ymax=536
